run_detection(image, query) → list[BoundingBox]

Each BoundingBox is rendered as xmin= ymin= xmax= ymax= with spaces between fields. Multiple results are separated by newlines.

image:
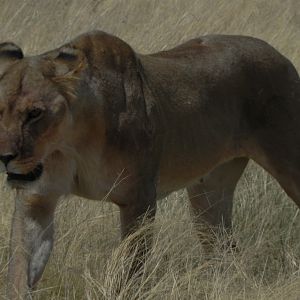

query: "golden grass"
xmin=0 ymin=1 xmax=299 ymax=299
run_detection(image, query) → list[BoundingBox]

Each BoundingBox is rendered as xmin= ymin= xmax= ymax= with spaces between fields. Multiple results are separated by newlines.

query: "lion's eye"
xmin=26 ymin=108 xmax=43 ymax=123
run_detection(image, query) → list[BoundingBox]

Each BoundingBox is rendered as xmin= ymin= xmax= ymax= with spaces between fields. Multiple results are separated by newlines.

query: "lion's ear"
xmin=52 ymin=46 xmax=86 ymax=77
xmin=0 ymin=42 xmax=23 ymax=77
xmin=44 ymin=46 xmax=87 ymax=101
xmin=0 ymin=42 xmax=23 ymax=60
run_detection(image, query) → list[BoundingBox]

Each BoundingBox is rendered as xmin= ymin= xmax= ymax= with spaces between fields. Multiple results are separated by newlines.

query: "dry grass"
xmin=0 ymin=1 xmax=299 ymax=299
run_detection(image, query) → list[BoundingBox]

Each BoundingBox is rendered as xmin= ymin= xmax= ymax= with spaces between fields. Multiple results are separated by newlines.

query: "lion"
xmin=0 ymin=31 xmax=299 ymax=299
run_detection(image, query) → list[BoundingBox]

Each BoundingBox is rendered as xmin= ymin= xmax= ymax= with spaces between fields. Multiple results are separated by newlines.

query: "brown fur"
xmin=0 ymin=31 xmax=299 ymax=298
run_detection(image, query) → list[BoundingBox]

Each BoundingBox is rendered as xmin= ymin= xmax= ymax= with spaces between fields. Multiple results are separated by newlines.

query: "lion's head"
xmin=0 ymin=31 xmax=151 ymax=186
xmin=0 ymin=42 xmax=85 ymax=183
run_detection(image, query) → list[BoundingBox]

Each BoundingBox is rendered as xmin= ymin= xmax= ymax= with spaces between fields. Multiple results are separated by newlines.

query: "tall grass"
xmin=1 ymin=164 xmax=299 ymax=299
xmin=0 ymin=1 xmax=299 ymax=299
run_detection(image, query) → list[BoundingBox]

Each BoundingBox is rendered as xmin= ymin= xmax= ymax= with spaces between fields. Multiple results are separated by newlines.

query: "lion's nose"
xmin=0 ymin=153 xmax=17 ymax=166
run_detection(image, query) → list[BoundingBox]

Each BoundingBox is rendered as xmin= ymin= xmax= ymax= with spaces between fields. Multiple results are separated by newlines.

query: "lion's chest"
xmin=73 ymin=173 xmax=112 ymax=201
xmin=71 ymin=148 xmax=133 ymax=203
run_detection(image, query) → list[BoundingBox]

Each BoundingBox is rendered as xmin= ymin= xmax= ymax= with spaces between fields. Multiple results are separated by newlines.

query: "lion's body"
xmin=140 ymin=35 xmax=266 ymax=194
xmin=71 ymin=34 xmax=300 ymax=200
xmin=0 ymin=31 xmax=299 ymax=298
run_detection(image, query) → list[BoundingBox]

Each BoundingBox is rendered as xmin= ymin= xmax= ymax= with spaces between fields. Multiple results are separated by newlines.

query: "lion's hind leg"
xmin=187 ymin=157 xmax=249 ymax=231
xmin=247 ymin=135 xmax=300 ymax=210
xmin=244 ymin=74 xmax=300 ymax=210
xmin=187 ymin=158 xmax=248 ymax=253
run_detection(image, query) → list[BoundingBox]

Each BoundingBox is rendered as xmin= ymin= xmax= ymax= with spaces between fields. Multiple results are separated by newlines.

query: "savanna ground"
xmin=0 ymin=1 xmax=300 ymax=299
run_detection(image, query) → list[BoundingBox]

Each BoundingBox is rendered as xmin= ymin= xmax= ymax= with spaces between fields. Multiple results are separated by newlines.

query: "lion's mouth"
xmin=7 ymin=164 xmax=43 ymax=182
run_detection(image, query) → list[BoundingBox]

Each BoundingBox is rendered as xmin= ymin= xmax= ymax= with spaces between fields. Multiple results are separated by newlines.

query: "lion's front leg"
xmin=118 ymin=178 xmax=157 ymax=279
xmin=119 ymin=180 xmax=157 ymax=239
xmin=7 ymin=192 xmax=57 ymax=299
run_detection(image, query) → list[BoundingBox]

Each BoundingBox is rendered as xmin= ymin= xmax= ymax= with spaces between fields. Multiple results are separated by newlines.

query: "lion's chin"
xmin=7 ymin=164 xmax=44 ymax=182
